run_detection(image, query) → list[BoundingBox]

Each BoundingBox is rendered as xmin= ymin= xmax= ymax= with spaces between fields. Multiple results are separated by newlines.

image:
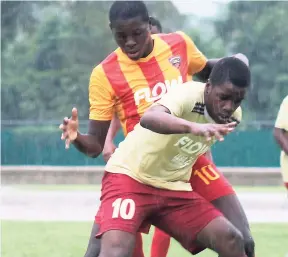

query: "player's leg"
xmin=99 ymin=230 xmax=136 ymax=257
xmin=133 ymin=233 xmax=145 ymax=257
xmin=83 ymin=222 xmax=101 ymax=257
xmin=211 ymin=195 xmax=254 ymax=257
xmin=150 ymin=227 xmax=170 ymax=257
xmin=97 ymin=172 xmax=157 ymax=257
xmin=83 ymin=213 xmax=145 ymax=257
xmin=280 ymin=153 xmax=288 ymax=194
xmin=151 ymin=190 xmax=246 ymax=257
xmin=191 ymin=155 xmax=255 ymax=257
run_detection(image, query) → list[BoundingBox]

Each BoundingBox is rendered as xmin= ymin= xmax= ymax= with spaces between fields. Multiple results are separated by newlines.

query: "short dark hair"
xmin=209 ymin=57 xmax=251 ymax=88
xmin=109 ymin=1 xmax=149 ymax=25
xmin=150 ymin=16 xmax=162 ymax=32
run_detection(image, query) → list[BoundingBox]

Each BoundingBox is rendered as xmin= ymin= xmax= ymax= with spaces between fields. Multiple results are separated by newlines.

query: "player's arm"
xmin=72 ymin=120 xmax=111 ymax=158
xmin=60 ymin=66 xmax=114 ymax=158
xmin=141 ymin=105 xmax=196 ymax=134
xmin=196 ymin=54 xmax=249 ymax=82
xmin=274 ymin=128 xmax=288 ymax=155
xmin=141 ymin=105 xmax=235 ymax=141
xmin=274 ymin=96 xmax=288 ymax=155
xmin=140 ymin=86 xmax=236 ymax=140
xmin=105 ymin=114 xmax=121 ymax=143
xmin=178 ymin=32 xmax=249 ymax=81
xmin=102 ymin=114 xmax=122 ymax=162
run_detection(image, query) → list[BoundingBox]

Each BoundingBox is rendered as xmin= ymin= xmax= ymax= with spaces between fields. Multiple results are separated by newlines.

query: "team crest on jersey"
xmin=169 ymin=56 xmax=181 ymax=68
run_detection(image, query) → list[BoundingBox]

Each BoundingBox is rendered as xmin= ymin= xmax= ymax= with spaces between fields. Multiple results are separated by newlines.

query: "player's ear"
xmin=148 ymin=17 xmax=152 ymax=31
xmin=205 ymin=79 xmax=212 ymax=94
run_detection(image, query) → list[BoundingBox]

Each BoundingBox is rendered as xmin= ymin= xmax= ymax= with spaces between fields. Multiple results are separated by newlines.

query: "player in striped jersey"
xmin=274 ymin=95 xmax=288 ymax=192
xmin=59 ymin=1 xmax=254 ymax=257
xmin=102 ymin=15 xmax=162 ymax=163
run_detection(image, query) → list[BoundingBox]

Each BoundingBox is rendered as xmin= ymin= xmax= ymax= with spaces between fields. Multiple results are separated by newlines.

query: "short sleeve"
xmin=177 ymin=31 xmax=207 ymax=75
xmin=275 ymin=95 xmax=288 ymax=130
xmin=154 ymin=82 xmax=203 ymax=117
xmin=89 ymin=65 xmax=115 ymax=121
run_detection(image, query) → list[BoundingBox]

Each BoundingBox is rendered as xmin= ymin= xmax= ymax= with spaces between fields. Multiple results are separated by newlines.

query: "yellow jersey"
xmin=275 ymin=95 xmax=288 ymax=182
xmin=106 ymin=81 xmax=242 ymax=191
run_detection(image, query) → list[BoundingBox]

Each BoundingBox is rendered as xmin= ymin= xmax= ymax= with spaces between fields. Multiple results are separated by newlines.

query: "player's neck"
xmin=204 ymin=95 xmax=217 ymax=124
xmin=141 ymin=39 xmax=154 ymax=58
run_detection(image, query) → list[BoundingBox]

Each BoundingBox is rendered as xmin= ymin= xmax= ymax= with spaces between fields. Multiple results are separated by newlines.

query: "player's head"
xmin=109 ymin=1 xmax=153 ymax=61
xmin=149 ymin=16 xmax=162 ymax=34
xmin=204 ymin=57 xmax=251 ymax=124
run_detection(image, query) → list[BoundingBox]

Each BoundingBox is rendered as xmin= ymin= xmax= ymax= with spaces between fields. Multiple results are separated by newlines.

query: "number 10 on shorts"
xmin=112 ymin=198 xmax=136 ymax=219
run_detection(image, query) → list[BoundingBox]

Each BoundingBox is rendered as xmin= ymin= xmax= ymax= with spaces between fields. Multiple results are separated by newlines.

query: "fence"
xmin=1 ymin=120 xmax=281 ymax=167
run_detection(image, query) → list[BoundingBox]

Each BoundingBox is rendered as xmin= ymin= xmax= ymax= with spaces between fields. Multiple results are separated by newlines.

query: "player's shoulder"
xmin=170 ymin=81 xmax=205 ymax=100
xmin=181 ymin=81 xmax=205 ymax=93
xmin=157 ymin=31 xmax=190 ymax=45
xmin=282 ymin=95 xmax=288 ymax=105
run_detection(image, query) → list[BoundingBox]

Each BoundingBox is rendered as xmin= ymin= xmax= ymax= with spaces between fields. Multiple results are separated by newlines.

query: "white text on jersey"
xmin=134 ymin=76 xmax=183 ymax=105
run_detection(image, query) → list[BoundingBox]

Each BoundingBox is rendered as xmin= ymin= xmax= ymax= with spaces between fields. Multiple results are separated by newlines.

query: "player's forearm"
xmin=196 ymin=54 xmax=248 ymax=82
xmin=196 ymin=59 xmax=219 ymax=82
xmin=274 ymin=128 xmax=288 ymax=155
xmin=140 ymin=111 xmax=193 ymax=134
xmin=105 ymin=115 xmax=121 ymax=142
xmin=73 ymin=133 xmax=103 ymax=158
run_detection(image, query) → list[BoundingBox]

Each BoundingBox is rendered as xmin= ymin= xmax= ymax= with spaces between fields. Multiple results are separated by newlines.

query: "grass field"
xmin=10 ymin=184 xmax=286 ymax=193
xmin=2 ymin=221 xmax=288 ymax=257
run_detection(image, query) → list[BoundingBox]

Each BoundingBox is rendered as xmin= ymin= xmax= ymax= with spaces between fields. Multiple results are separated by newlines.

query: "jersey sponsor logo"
xmin=169 ymin=136 xmax=210 ymax=168
xmin=169 ymin=56 xmax=181 ymax=69
xmin=174 ymin=136 xmax=210 ymax=155
xmin=134 ymin=76 xmax=183 ymax=105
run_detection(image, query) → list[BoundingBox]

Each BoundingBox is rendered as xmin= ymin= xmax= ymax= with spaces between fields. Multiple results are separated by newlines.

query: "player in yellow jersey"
xmin=274 ymin=95 xmax=288 ymax=192
xmin=89 ymin=57 xmax=251 ymax=257
xmin=59 ymin=2 xmax=253 ymax=257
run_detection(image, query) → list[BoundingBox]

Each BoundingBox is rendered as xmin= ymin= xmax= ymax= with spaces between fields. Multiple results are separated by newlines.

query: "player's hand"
xmin=59 ymin=107 xmax=79 ymax=149
xmin=190 ymin=122 xmax=237 ymax=142
xmin=234 ymin=53 xmax=249 ymax=66
xmin=102 ymin=141 xmax=116 ymax=163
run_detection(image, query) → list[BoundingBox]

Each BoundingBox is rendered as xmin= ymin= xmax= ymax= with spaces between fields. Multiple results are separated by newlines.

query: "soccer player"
xmin=62 ymin=57 xmax=251 ymax=257
xmin=150 ymin=16 xmax=162 ymax=34
xmin=274 ymin=95 xmax=288 ymax=192
xmin=59 ymin=1 xmax=254 ymax=257
xmin=102 ymin=16 xmax=162 ymax=163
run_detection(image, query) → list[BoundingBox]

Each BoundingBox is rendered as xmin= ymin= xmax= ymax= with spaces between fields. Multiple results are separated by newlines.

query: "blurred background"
xmin=1 ymin=1 xmax=288 ymax=257
xmin=2 ymin=0 xmax=288 ymax=167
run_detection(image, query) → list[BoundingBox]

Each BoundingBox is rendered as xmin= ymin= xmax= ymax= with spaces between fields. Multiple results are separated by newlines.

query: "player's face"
xmin=110 ymin=16 xmax=152 ymax=61
xmin=150 ymin=25 xmax=161 ymax=34
xmin=205 ymin=82 xmax=246 ymax=124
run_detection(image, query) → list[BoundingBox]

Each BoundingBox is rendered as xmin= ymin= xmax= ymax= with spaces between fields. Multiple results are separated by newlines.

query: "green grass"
xmin=9 ymin=184 xmax=286 ymax=193
xmin=2 ymin=221 xmax=288 ymax=257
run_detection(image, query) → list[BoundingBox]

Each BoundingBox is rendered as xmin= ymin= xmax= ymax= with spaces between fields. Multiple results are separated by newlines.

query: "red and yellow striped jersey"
xmin=89 ymin=31 xmax=207 ymax=135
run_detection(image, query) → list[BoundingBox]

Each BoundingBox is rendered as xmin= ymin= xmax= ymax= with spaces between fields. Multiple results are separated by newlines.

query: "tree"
xmin=1 ymin=1 xmax=187 ymax=121
xmin=215 ymin=1 xmax=288 ymax=122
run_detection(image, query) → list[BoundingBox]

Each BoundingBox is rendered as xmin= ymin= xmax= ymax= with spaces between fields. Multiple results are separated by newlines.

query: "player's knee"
xmin=84 ymin=223 xmax=101 ymax=257
xmin=198 ymin=217 xmax=245 ymax=256
xmin=223 ymin=226 xmax=244 ymax=252
xmin=99 ymin=231 xmax=135 ymax=257
xmin=84 ymin=243 xmax=100 ymax=257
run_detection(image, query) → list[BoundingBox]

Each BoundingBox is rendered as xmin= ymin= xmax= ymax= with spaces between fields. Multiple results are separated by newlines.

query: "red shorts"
xmin=96 ymin=172 xmax=222 ymax=254
xmin=189 ymin=155 xmax=235 ymax=201
xmin=95 ymin=155 xmax=234 ymax=223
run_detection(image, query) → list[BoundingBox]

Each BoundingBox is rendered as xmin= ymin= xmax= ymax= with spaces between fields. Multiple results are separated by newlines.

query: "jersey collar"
xmin=204 ymin=107 xmax=216 ymax=124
